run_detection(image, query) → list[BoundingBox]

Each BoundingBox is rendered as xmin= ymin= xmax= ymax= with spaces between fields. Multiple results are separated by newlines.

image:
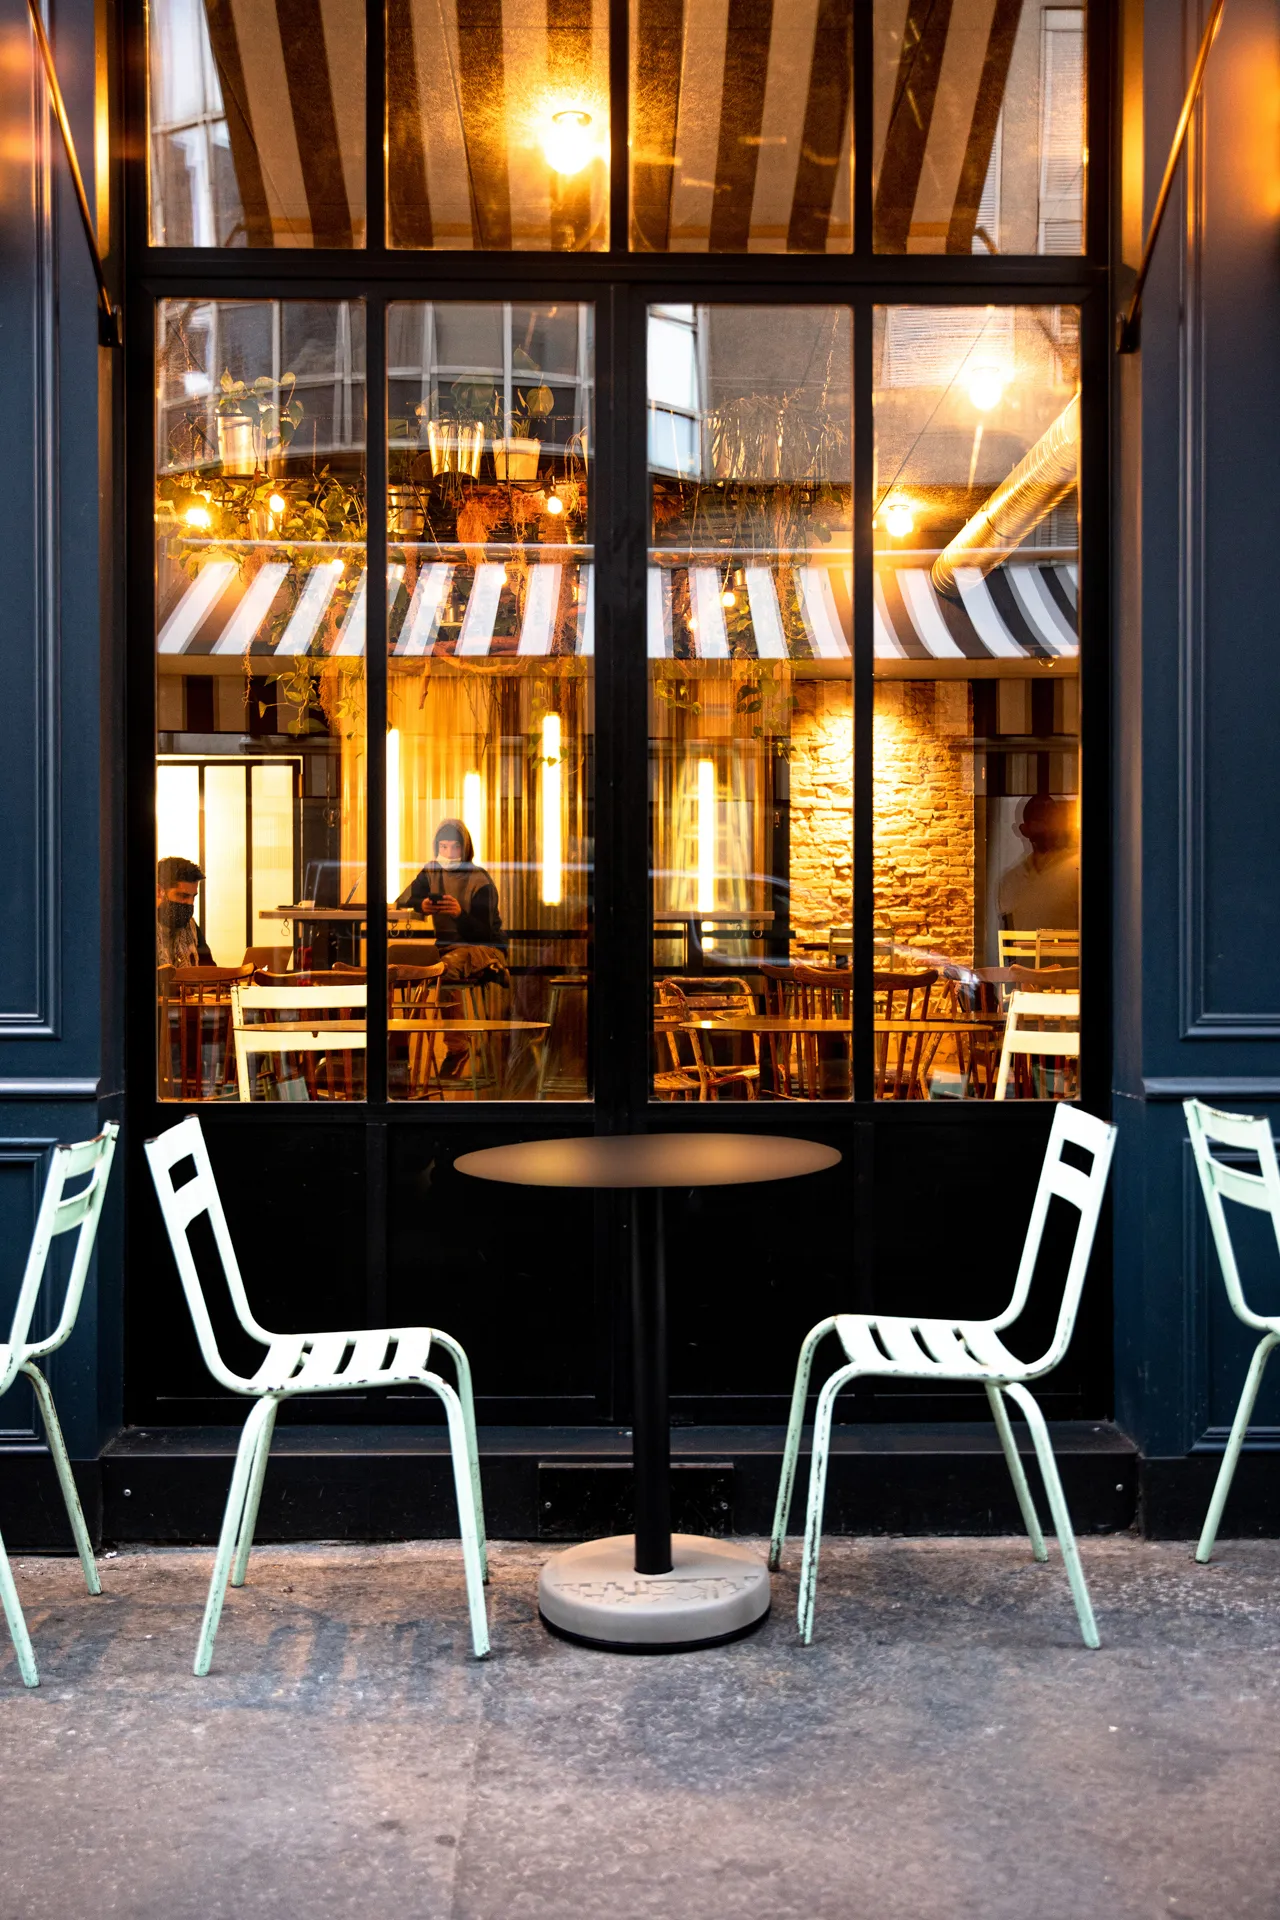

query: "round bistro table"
xmin=455 ymin=1133 xmax=841 ymax=1652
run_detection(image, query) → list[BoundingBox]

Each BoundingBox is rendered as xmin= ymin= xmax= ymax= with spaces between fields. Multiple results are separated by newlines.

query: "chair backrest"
xmin=994 ymin=990 xmax=1081 ymax=1100
xmin=998 ymin=928 xmax=1080 ymax=969
xmin=1184 ymin=1100 xmax=1280 ymax=1332
xmin=5 ymin=1126 xmax=119 ymax=1377
xmin=233 ymin=981 xmax=368 ymax=1018
xmin=874 ymin=970 xmax=937 ymax=1019
xmin=144 ymin=1115 xmax=271 ymax=1392
xmin=995 ymin=1103 xmax=1117 ymax=1370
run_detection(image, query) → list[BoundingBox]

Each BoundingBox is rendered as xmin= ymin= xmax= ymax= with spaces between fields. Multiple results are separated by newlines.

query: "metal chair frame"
xmin=144 ymin=1115 xmax=489 ymax=1671
xmin=0 ymin=1125 xmax=118 ymax=1686
xmin=770 ymin=1103 xmax=1116 ymax=1648
xmin=1184 ymin=1099 xmax=1280 ymax=1563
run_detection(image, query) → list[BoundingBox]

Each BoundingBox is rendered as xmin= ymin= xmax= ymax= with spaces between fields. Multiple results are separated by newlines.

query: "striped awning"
xmin=875 ymin=561 xmax=1077 ymax=661
xmin=157 ymin=554 xmax=595 ymax=661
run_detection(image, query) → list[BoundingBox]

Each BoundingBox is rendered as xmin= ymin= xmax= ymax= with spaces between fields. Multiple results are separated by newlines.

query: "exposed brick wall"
xmin=787 ymin=679 xmax=975 ymax=966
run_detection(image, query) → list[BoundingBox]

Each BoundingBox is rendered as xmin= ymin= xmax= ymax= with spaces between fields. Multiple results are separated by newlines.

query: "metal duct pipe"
xmin=930 ymin=393 xmax=1080 ymax=601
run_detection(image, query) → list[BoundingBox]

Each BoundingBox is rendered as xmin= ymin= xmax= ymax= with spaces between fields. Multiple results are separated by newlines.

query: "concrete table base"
xmin=538 ymin=1534 xmax=771 ymax=1652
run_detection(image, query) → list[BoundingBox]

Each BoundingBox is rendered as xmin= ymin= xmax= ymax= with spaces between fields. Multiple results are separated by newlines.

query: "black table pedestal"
xmin=537 ymin=1185 xmax=771 ymax=1653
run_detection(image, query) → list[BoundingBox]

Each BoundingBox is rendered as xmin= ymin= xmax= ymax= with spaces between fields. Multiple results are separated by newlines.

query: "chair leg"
xmin=0 ymin=1526 xmax=38 ymax=1687
xmin=1003 ymin=1382 xmax=1099 ymax=1650
xmin=1196 ymin=1332 xmax=1279 ymax=1564
xmin=984 ymin=1382 xmax=1047 ymax=1562
xmin=431 ymin=1331 xmax=488 ymax=1582
xmin=195 ymin=1397 xmax=274 ymax=1677
xmin=23 ymin=1363 xmax=100 ymax=1596
xmin=769 ymin=1318 xmax=836 ymax=1571
xmin=231 ymin=1397 xmax=279 ymax=1588
xmin=425 ymin=1373 xmax=490 ymax=1658
xmin=798 ymin=1365 xmax=856 ymax=1645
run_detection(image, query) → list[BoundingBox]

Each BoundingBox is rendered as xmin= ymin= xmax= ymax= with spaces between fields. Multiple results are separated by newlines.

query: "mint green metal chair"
xmin=1185 ymin=1099 xmax=1280 ymax=1563
xmin=144 ymin=1116 xmax=489 ymax=1671
xmin=771 ymin=1103 xmax=1116 ymax=1648
xmin=1 ymin=1124 xmax=119 ymax=1687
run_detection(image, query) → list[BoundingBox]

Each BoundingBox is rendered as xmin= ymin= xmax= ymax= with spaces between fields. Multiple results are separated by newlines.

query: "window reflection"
xmin=873 ymin=303 xmax=1080 ymax=1099
xmin=630 ymin=0 xmax=852 ymax=253
xmin=148 ymin=0 xmax=366 ymax=247
xmin=648 ymin=304 xmax=853 ymax=1102
xmin=387 ymin=3 xmax=609 ymax=250
xmin=155 ymin=299 xmax=367 ymax=1101
xmin=386 ymin=302 xmax=594 ymax=1100
xmin=873 ymin=1 xmax=1084 ymax=255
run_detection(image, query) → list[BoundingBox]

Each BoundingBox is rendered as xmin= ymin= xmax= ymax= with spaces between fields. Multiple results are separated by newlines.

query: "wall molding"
xmin=0 ymin=4 xmax=59 ymax=1038
xmin=0 ymin=1141 xmax=54 ymax=1441
xmin=0 ymin=1078 xmax=98 ymax=1099
xmin=1177 ymin=1 xmax=1280 ymax=1039
xmin=1144 ymin=1078 xmax=1280 ymax=1101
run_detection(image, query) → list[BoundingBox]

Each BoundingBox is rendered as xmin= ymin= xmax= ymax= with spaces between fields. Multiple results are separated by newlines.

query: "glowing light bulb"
xmin=545 ymin=491 xmax=565 ymax=516
xmin=720 ymin=588 xmax=736 ymax=609
xmin=268 ymin=492 xmax=286 ymax=515
xmin=330 ymin=558 xmax=345 ymax=574
xmin=184 ymin=504 xmax=212 ymax=531
xmin=883 ymin=499 xmax=914 ymax=538
xmin=544 ymin=109 xmax=593 ymax=176
xmin=967 ymin=366 xmax=1005 ymax=412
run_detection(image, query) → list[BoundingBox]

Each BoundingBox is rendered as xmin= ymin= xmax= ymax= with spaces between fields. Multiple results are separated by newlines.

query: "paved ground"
xmin=1 ymin=1536 xmax=1277 ymax=1919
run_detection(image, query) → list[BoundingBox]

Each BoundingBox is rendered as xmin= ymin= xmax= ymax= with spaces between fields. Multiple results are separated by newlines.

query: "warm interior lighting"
xmin=545 ymin=491 xmax=565 ymax=516
xmin=462 ymin=771 xmax=484 ymax=866
xmin=184 ymin=504 xmax=212 ymax=530
xmin=696 ymin=757 xmax=716 ymax=914
xmin=330 ymin=558 xmax=345 ymax=574
xmin=720 ymin=588 xmax=737 ymax=609
xmin=268 ymin=493 xmax=286 ymax=516
xmin=883 ymin=499 xmax=914 ymax=538
xmin=544 ymin=109 xmax=594 ymax=176
xmin=540 ymin=714 xmax=563 ymax=905
xmin=386 ymin=728 xmax=401 ymax=903
xmin=967 ymin=366 xmax=1005 ymax=412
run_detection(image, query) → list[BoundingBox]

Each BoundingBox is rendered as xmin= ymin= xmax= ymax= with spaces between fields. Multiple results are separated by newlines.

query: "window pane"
xmin=873 ymin=1 xmax=1085 ymax=255
xmin=386 ymin=302 xmax=594 ymax=1101
xmin=387 ymin=3 xmax=609 ymax=250
xmin=155 ymin=299 xmax=367 ymax=1101
xmin=873 ymin=303 xmax=1080 ymax=1100
xmin=630 ymin=0 xmax=852 ymax=253
xmin=148 ymin=0 xmax=366 ymax=247
xmin=649 ymin=305 xmax=852 ymax=1102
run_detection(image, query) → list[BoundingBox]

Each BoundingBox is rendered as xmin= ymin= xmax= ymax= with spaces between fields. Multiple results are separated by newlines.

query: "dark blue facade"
xmin=1 ymin=0 xmax=1276 ymax=1538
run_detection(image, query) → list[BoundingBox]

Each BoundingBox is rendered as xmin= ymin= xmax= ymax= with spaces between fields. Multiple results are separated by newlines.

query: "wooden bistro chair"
xmin=0 ymin=1125 xmax=118 ymax=1686
xmin=998 ymin=929 xmax=1080 ymax=971
xmin=994 ymin=990 xmax=1080 ymax=1101
xmin=388 ymin=962 xmax=446 ymax=1100
xmin=770 ymin=1104 xmax=1117 ymax=1648
xmin=1184 ymin=1100 xmax=1280 ymax=1564
xmin=160 ymin=965 xmax=253 ymax=1099
xmin=874 ymin=970 xmax=939 ymax=1100
xmin=144 ymin=1115 xmax=489 ymax=1672
xmin=232 ymin=980 xmax=368 ymax=1102
xmin=656 ymin=978 xmax=760 ymax=1101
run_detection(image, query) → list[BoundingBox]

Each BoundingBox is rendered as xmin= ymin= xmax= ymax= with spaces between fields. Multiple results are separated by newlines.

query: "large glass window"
xmin=387 ymin=302 xmax=594 ymax=1099
xmin=148 ymin=0 xmax=366 ymax=247
xmin=874 ymin=1 xmax=1085 ymax=254
xmin=155 ymin=299 xmax=367 ymax=1100
xmin=873 ymin=302 xmax=1080 ymax=1098
xmin=387 ymin=3 xmax=610 ymax=249
xmin=648 ymin=304 xmax=853 ymax=1101
xmin=630 ymin=0 xmax=852 ymax=253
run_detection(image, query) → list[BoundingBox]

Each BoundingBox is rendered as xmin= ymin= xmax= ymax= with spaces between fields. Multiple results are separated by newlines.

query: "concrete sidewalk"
xmin=1 ymin=1536 xmax=1276 ymax=1919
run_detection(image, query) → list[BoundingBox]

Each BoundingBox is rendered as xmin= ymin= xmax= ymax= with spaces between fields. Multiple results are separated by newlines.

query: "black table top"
xmin=454 ymin=1133 xmax=841 ymax=1190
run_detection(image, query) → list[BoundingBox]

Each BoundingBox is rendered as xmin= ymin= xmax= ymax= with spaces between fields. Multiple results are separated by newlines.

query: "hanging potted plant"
xmin=493 ymin=354 xmax=555 ymax=481
xmin=420 ymin=378 xmax=491 ymax=478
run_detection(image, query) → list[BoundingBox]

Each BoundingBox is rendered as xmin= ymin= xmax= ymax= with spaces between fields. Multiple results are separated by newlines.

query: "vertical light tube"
xmin=203 ymin=764 xmax=248 ymax=965
xmin=386 ymin=727 xmax=401 ymax=902
xmin=463 ymin=770 xmax=484 ymax=865
xmin=696 ymin=757 xmax=716 ymax=914
xmin=541 ymin=713 xmax=562 ymax=906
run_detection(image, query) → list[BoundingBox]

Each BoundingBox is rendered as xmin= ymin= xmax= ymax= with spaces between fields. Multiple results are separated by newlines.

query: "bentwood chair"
xmin=1 ymin=1125 xmax=118 ymax=1686
xmin=771 ymin=1103 xmax=1116 ymax=1648
xmin=1184 ymin=1100 xmax=1280 ymax=1563
xmin=144 ymin=1116 xmax=489 ymax=1671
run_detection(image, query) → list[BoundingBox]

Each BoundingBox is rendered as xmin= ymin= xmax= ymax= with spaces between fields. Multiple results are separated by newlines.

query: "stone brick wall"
xmin=787 ymin=679 xmax=975 ymax=965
